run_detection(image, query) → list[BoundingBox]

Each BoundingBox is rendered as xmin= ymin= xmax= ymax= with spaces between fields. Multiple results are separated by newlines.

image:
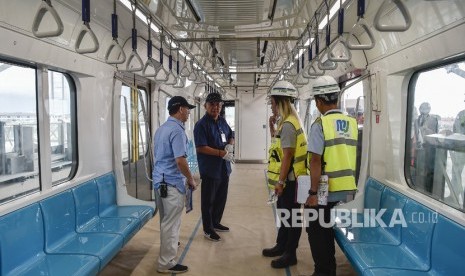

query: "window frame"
xmin=0 ymin=57 xmax=78 ymax=204
xmin=405 ymin=58 xmax=465 ymax=211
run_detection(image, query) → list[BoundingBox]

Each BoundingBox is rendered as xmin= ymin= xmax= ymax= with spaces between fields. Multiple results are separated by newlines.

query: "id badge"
xmin=221 ymin=133 xmax=227 ymax=142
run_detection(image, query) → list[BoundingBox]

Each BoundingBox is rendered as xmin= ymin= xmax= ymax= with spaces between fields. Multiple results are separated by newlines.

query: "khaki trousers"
xmin=154 ymin=185 xmax=185 ymax=269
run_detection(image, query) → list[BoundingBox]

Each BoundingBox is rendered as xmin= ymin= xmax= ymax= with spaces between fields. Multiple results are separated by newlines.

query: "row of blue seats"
xmin=0 ymin=172 xmax=154 ymax=276
xmin=334 ymin=178 xmax=465 ymax=275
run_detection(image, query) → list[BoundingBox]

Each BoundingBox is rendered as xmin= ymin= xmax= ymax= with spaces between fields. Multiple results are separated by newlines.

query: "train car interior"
xmin=1 ymin=0 xmax=465 ymax=275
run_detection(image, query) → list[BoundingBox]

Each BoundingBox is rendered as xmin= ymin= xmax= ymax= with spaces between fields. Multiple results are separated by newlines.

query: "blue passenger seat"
xmin=72 ymin=180 xmax=140 ymax=245
xmin=40 ymin=191 xmax=124 ymax=270
xmin=95 ymin=173 xmax=154 ymax=228
xmin=335 ymin=180 xmax=406 ymax=247
xmin=0 ymin=203 xmax=100 ymax=276
xmin=334 ymin=178 xmax=465 ymax=275
xmin=363 ymin=214 xmax=465 ymax=275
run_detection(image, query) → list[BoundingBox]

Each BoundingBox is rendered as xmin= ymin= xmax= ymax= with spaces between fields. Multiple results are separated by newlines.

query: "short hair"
xmin=169 ymin=105 xmax=181 ymax=115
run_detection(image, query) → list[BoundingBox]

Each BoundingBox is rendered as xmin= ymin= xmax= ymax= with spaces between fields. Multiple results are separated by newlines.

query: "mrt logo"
xmin=336 ymin=119 xmax=350 ymax=133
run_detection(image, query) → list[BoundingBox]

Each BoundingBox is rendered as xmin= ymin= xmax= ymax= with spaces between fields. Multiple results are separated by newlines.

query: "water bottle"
xmin=318 ymin=175 xmax=328 ymax=205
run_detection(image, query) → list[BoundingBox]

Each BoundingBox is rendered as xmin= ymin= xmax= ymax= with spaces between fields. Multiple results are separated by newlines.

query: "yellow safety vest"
xmin=267 ymin=115 xmax=308 ymax=189
xmin=319 ymin=113 xmax=358 ymax=192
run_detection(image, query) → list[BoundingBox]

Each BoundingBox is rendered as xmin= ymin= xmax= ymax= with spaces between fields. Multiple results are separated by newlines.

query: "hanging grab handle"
xmin=143 ymin=17 xmax=161 ymax=77
xmin=105 ymin=0 xmax=126 ymax=64
xmin=126 ymin=29 xmax=143 ymax=72
xmin=318 ymin=9 xmax=338 ymax=71
xmin=347 ymin=0 xmax=375 ymax=50
xmin=32 ymin=0 xmax=64 ymax=38
xmin=328 ymin=4 xmax=352 ymax=62
xmin=374 ymin=0 xmax=412 ymax=32
xmin=75 ymin=0 xmax=99 ymax=54
xmin=155 ymin=32 xmax=169 ymax=81
xmin=125 ymin=0 xmax=143 ymax=72
xmin=143 ymin=40 xmax=162 ymax=77
xmin=347 ymin=18 xmax=375 ymax=50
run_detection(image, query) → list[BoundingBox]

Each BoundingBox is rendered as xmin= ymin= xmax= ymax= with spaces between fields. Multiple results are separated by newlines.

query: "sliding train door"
xmin=119 ymin=80 xmax=153 ymax=201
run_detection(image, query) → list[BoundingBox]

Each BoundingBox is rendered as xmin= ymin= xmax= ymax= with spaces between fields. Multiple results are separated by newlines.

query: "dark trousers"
xmin=201 ymin=176 xmax=229 ymax=232
xmin=275 ymin=181 xmax=302 ymax=256
xmin=306 ymin=201 xmax=338 ymax=274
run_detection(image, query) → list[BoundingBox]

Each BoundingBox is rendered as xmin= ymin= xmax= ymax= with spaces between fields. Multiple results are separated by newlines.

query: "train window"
xmin=406 ymin=61 xmax=465 ymax=211
xmin=0 ymin=61 xmax=39 ymax=202
xmin=49 ymin=71 xmax=77 ymax=185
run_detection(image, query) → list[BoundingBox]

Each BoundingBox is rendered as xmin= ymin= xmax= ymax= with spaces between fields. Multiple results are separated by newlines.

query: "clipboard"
xmin=185 ymin=187 xmax=193 ymax=213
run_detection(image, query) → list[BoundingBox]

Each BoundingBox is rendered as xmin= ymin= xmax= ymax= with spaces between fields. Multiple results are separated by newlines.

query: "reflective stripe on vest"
xmin=267 ymin=115 xmax=308 ymax=189
xmin=267 ymin=137 xmax=282 ymax=189
xmin=321 ymin=113 xmax=358 ymax=192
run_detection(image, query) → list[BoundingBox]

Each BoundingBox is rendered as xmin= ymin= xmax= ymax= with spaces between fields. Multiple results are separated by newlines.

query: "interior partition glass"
xmin=406 ymin=60 xmax=465 ymax=212
xmin=120 ymin=85 xmax=152 ymax=201
xmin=0 ymin=61 xmax=39 ymax=203
xmin=49 ymin=71 xmax=77 ymax=185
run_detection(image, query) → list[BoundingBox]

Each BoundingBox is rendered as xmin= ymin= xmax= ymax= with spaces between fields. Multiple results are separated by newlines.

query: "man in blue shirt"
xmin=153 ymin=96 xmax=198 ymax=274
xmin=194 ymin=92 xmax=235 ymax=242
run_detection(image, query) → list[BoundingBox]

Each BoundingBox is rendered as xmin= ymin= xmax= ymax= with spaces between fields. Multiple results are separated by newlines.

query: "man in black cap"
xmin=194 ymin=92 xmax=235 ymax=242
xmin=153 ymin=96 xmax=198 ymax=274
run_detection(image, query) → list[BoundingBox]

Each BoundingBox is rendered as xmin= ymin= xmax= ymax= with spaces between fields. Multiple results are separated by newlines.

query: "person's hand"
xmin=275 ymin=183 xmax=284 ymax=196
xmin=187 ymin=177 xmax=198 ymax=191
xmin=224 ymin=144 xmax=234 ymax=153
xmin=222 ymin=151 xmax=235 ymax=163
xmin=305 ymin=195 xmax=318 ymax=207
xmin=269 ymin=115 xmax=277 ymax=126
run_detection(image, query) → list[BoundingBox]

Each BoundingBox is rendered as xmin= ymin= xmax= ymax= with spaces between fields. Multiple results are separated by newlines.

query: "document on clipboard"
xmin=296 ymin=175 xmax=310 ymax=204
xmin=185 ymin=187 xmax=193 ymax=213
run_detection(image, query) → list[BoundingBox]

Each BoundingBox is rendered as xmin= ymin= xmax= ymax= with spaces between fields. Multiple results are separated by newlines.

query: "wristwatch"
xmin=277 ymin=180 xmax=285 ymax=185
xmin=309 ymin=190 xmax=318 ymax=196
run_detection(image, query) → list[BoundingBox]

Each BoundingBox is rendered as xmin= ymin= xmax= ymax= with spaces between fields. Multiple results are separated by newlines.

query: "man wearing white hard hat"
xmin=305 ymin=76 xmax=357 ymax=276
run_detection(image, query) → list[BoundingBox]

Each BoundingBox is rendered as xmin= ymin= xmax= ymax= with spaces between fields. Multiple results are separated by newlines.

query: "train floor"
xmin=100 ymin=163 xmax=357 ymax=276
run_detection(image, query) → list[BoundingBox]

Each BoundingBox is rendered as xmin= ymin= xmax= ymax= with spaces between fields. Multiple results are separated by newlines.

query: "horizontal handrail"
xmin=32 ymin=0 xmax=64 ymax=38
xmin=374 ymin=0 xmax=412 ymax=32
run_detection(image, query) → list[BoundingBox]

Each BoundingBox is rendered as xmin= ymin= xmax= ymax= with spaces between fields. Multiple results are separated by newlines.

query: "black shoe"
xmin=214 ymin=223 xmax=230 ymax=232
xmin=262 ymin=245 xmax=285 ymax=257
xmin=204 ymin=230 xmax=221 ymax=241
xmin=157 ymin=264 xmax=188 ymax=274
xmin=270 ymin=254 xmax=297 ymax=269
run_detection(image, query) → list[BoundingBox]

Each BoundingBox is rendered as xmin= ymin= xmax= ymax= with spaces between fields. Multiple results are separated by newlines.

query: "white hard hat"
xmin=270 ymin=80 xmax=298 ymax=98
xmin=419 ymin=102 xmax=431 ymax=115
xmin=312 ymin=76 xmax=340 ymax=96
